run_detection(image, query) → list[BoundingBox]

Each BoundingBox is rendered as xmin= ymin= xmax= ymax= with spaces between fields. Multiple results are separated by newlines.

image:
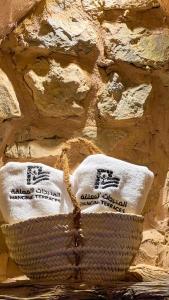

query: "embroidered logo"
xmin=27 ymin=166 xmax=50 ymax=185
xmin=95 ymin=169 xmax=120 ymax=190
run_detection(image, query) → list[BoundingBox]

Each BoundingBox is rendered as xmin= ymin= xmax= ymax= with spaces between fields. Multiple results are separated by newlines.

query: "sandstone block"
xmin=24 ymin=60 xmax=91 ymax=118
xmin=0 ymin=69 xmax=21 ymax=121
xmin=81 ymin=0 xmax=159 ymax=15
xmin=5 ymin=139 xmax=62 ymax=159
xmin=103 ymin=22 xmax=169 ymax=68
xmin=104 ymin=0 xmax=159 ymax=10
xmin=9 ymin=8 xmax=98 ymax=56
xmin=98 ymin=72 xmax=152 ymax=121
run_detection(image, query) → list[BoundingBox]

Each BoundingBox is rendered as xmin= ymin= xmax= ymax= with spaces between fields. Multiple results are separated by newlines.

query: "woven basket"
xmin=1 ymin=138 xmax=144 ymax=285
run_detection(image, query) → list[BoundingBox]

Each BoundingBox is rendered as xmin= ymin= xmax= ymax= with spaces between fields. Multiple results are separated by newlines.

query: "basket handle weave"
xmin=60 ymin=137 xmax=102 ymax=215
xmin=60 ymin=138 xmax=102 ymax=279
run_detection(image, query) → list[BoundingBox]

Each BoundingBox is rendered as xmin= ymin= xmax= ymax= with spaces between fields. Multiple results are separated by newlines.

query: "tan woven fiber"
xmin=59 ymin=137 xmax=103 ymax=222
xmin=1 ymin=138 xmax=144 ymax=285
xmin=2 ymin=212 xmax=143 ymax=284
xmin=59 ymin=138 xmax=103 ymax=280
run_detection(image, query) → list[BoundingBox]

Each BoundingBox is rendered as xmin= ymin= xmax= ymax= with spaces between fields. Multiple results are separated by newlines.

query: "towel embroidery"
xmin=95 ymin=169 xmax=120 ymax=190
xmin=80 ymin=192 xmax=127 ymax=213
xmin=9 ymin=188 xmax=61 ymax=202
xmin=27 ymin=166 xmax=50 ymax=185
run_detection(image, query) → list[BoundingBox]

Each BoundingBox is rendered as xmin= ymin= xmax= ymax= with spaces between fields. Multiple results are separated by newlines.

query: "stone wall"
xmin=0 ymin=0 xmax=169 ymax=279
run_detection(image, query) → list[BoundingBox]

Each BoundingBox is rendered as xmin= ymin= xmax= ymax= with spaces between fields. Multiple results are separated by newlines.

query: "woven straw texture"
xmin=2 ymin=212 xmax=143 ymax=284
xmin=1 ymin=138 xmax=144 ymax=284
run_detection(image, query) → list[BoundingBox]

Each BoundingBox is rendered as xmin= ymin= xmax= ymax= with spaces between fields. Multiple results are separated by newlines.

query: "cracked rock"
xmin=6 ymin=7 xmax=98 ymax=57
xmin=98 ymin=73 xmax=152 ymax=121
xmin=24 ymin=59 xmax=91 ymax=118
xmin=103 ymin=22 xmax=169 ymax=68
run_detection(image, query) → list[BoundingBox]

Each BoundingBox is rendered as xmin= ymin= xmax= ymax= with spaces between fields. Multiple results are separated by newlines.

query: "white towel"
xmin=72 ymin=154 xmax=154 ymax=214
xmin=0 ymin=162 xmax=73 ymax=224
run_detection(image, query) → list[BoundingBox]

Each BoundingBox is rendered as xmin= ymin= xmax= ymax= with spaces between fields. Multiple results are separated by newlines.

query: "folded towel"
xmin=72 ymin=154 xmax=154 ymax=214
xmin=0 ymin=162 xmax=73 ymax=224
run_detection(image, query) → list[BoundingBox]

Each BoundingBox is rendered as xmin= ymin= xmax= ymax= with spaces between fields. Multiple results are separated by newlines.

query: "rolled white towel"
xmin=0 ymin=162 xmax=73 ymax=224
xmin=72 ymin=154 xmax=154 ymax=214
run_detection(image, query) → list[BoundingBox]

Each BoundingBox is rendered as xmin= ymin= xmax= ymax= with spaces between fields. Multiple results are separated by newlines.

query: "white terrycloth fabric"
xmin=72 ymin=154 xmax=154 ymax=214
xmin=0 ymin=162 xmax=73 ymax=224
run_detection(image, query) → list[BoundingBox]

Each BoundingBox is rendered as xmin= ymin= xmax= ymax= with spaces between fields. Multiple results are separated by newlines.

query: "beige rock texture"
xmin=82 ymin=0 xmax=104 ymax=16
xmin=24 ymin=60 xmax=91 ymax=118
xmin=98 ymin=72 xmax=152 ymax=122
xmin=0 ymin=0 xmax=169 ymax=281
xmin=5 ymin=139 xmax=62 ymax=159
xmin=3 ymin=5 xmax=98 ymax=57
xmin=159 ymin=0 xmax=169 ymax=15
xmin=0 ymin=0 xmax=41 ymax=41
xmin=82 ymin=0 xmax=159 ymax=15
xmin=0 ymin=69 xmax=21 ymax=121
xmin=103 ymin=21 xmax=169 ymax=68
xmin=103 ymin=0 xmax=159 ymax=10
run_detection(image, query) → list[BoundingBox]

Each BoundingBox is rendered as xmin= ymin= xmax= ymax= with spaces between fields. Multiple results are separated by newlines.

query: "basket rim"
xmin=1 ymin=211 xmax=144 ymax=230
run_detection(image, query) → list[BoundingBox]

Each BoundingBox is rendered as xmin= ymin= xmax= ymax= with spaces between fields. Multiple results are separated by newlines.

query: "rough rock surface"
xmin=0 ymin=69 xmax=21 ymax=121
xmin=159 ymin=0 xmax=169 ymax=15
xmin=4 ymin=6 xmax=98 ymax=57
xmin=103 ymin=21 xmax=169 ymax=68
xmin=24 ymin=59 xmax=91 ymax=118
xmin=103 ymin=0 xmax=159 ymax=10
xmin=0 ymin=0 xmax=169 ymax=282
xmin=82 ymin=0 xmax=104 ymax=16
xmin=82 ymin=0 xmax=159 ymax=15
xmin=0 ymin=0 xmax=40 ymax=41
xmin=5 ymin=139 xmax=62 ymax=159
xmin=98 ymin=72 xmax=152 ymax=122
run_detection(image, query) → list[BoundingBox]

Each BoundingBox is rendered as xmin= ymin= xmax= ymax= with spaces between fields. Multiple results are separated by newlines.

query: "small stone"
xmin=24 ymin=59 xmax=91 ymax=118
xmin=113 ymin=84 xmax=152 ymax=120
xmin=0 ymin=69 xmax=21 ymax=121
xmin=98 ymin=72 xmax=152 ymax=121
xmin=98 ymin=72 xmax=124 ymax=119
